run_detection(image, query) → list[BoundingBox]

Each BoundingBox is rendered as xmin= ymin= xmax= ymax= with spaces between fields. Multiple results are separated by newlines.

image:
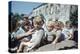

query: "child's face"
xmin=33 ymin=22 xmax=41 ymax=30
xmin=54 ymin=23 xmax=61 ymax=30
xmin=23 ymin=18 xmax=29 ymax=24
xmin=66 ymin=23 xmax=71 ymax=29
xmin=24 ymin=25 xmax=30 ymax=31
xmin=47 ymin=24 xmax=53 ymax=31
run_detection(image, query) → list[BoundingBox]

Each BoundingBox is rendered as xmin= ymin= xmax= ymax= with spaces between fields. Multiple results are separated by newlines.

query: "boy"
xmin=62 ymin=21 xmax=74 ymax=40
xmin=52 ymin=21 xmax=64 ymax=45
xmin=17 ymin=16 xmax=45 ymax=52
xmin=10 ymin=16 xmax=31 ymax=51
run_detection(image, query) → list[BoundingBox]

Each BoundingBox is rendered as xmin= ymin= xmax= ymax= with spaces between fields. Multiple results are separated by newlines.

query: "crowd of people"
xmin=9 ymin=15 xmax=77 ymax=53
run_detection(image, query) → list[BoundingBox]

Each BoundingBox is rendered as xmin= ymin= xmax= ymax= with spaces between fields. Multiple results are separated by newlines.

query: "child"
xmin=17 ymin=16 xmax=45 ymax=52
xmin=16 ymin=23 xmax=32 ymax=42
xmin=10 ymin=17 xmax=31 ymax=51
xmin=45 ymin=21 xmax=55 ymax=44
xmin=55 ymin=21 xmax=76 ymax=49
xmin=62 ymin=21 xmax=74 ymax=40
xmin=52 ymin=21 xmax=64 ymax=45
xmin=15 ymin=16 xmax=32 ymax=42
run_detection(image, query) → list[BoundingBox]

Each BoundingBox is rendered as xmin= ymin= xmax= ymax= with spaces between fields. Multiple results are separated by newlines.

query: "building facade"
xmin=29 ymin=3 xmax=77 ymax=24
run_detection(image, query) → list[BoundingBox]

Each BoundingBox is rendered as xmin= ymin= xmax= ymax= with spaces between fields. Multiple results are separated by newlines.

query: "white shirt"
xmin=62 ymin=27 xmax=73 ymax=39
xmin=11 ymin=27 xmax=25 ymax=39
xmin=28 ymin=29 xmax=44 ymax=48
xmin=46 ymin=30 xmax=55 ymax=42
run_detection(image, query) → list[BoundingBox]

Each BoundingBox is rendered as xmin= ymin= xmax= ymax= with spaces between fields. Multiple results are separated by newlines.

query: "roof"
xmin=33 ymin=3 xmax=47 ymax=10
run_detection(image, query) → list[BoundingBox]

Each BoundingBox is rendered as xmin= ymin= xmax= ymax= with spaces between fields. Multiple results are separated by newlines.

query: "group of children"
xmin=10 ymin=15 xmax=74 ymax=53
xmin=43 ymin=20 xmax=74 ymax=47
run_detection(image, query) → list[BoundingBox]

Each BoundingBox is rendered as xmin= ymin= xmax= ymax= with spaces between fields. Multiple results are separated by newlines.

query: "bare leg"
xmin=17 ymin=42 xmax=25 ymax=53
xmin=17 ymin=42 xmax=30 ymax=53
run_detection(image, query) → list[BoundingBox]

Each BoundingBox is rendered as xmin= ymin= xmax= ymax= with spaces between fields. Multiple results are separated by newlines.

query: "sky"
xmin=11 ymin=1 xmax=42 ymax=15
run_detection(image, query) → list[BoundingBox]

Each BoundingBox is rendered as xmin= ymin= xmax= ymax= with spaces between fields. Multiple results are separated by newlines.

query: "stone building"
xmin=29 ymin=3 xmax=77 ymax=24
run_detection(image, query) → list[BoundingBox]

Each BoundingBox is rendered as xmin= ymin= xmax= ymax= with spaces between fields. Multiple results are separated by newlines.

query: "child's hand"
xmin=26 ymin=29 xmax=35 ymax=35
xmin=52 ymin=41 xmax=56 ymax=45
xmin=26 ymin=30 xmax=33 ymax=35
xmin=29 ymin=29 xmax=35 ymax=32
